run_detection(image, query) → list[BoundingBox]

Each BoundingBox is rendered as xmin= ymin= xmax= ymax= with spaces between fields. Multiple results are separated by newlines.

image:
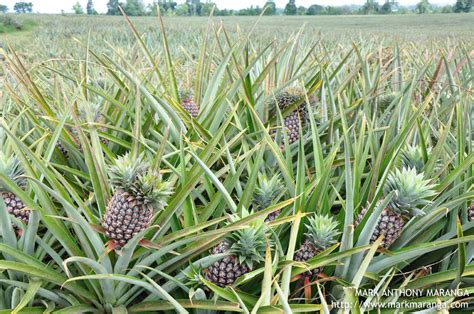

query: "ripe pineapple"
xmin=102 ymin=153 xmax=173 ymax=247
xmin=180 ymin=90 xmax=199 ymax=118
xmin=0 ymin=153 xmax=30 ymax=226
xmin=355 ymin=167 xmax=436 ymax=248
xmin=269 ymin=88 xmax=314 ymax=145
xmin=253 ymin=173 xmax=284 ymax=222
xmin=468 ymin=201 xmax=474 ymax=222
xmin=294 ymin=215 xmax=339 ymax=277
xmin=204 ymin=222 xmax=267 ymax=287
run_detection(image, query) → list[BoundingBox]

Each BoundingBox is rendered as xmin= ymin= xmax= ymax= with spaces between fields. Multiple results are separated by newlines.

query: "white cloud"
xmin=1 ymin=0 xmax=455 ymax=14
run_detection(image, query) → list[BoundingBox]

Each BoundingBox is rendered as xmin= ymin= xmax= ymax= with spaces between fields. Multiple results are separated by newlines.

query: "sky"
xmin=1 ymin=0 xmax=454 ymax=14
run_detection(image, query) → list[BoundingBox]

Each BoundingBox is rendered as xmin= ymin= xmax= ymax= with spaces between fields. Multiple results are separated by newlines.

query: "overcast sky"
xmin=2 ymin=0 xmax=454 ymax=13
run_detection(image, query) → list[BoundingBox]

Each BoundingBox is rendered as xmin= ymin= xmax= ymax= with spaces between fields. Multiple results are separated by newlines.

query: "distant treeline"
xmin=104 ymin=0 xmax=473 ymax=16
xmin=0 ymin=0 xmax=472 ymax=16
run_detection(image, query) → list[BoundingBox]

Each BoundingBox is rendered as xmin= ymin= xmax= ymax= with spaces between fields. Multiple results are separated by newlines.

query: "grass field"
xmin=0 ymin=12 xmax=473 ymax=313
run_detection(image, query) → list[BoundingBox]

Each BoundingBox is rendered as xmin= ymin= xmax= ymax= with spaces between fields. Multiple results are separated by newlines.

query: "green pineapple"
xmin=269 ymin=88 xmax=314 ymax=145
xmin=378 ymin=92 xmax=397 ymax=112
xmin=253 ymin=173 xmax=284 ymax=222
xmin=294 ymin=215 xmax=339 ymax=277
xmin=179 ymin=90 xmax=199 ymax=118
xmin=204 ymin=221 xmax=267 ymax=287
xmin=356 ymin=167 xmax=436 ymax=248
xmin=0 ymin=152 xmax=30 ymax=227
xmin=102 ymin=153 xmax=173 ymax=246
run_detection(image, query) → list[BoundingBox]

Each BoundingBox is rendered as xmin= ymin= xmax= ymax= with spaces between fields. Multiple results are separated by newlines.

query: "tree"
xmin=380 ymin=0 xmax=398 ymax=14
xmin=454 ymin=0 xmax=472 ymax=12
xmin=124 ymin=0 xmax=145 ymax=16
xmin=306 ymin=4 xmax=323 ymax=15
xmin=87 ymin=0 xmax=97 ymax=14
xmin=263 ymin=1 xmax=276 ymax=15
xmin=284 ymin=0 xmax=297 ymax=15
xmin=297 ymin=6 xmax=306 ymax=15
xmin=416 ymin=0 xmax=431 ymax=13
xmin=0 ymin=4 xmax=8 ymax=13
xmin=73 ymin=1 xmax=84 ymax=14
xmin=361 ymin=0 xmax=379 ymax=14
xmin=441 ymin=5 xmax=453 ymax=13
xmin=13 ymin=2 xmax=33 ymax=13
xmin=201 ymin=2 xmax=215 ymax=16
xmin=187 ymin=0 xmax=203 ymax=16
xmin=107 ymin=0 xmax=121 ymax=15
xmin=175 ymin=3 xmax=189 ymax=15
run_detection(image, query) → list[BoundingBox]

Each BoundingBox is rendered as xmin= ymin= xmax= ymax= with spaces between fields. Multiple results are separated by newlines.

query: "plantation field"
xmin=0 ymin=11 xmax=473 ymax=313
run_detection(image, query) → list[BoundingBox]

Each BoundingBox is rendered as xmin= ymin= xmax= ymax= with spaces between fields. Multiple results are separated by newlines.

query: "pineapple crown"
xmin=378 ymin=92 xmax=398 ymax=111
xmin=226 ymin=220 xmax=268 ymax=269
xmin=179 ymin=89 xmax=194 ymax=103
xmin=304 ymin=215 xmax=340 ymax=251
xmin=0 ymin=152 xmax=25 ymax=191
xmin=78 ymin=101 xmax=104 ymax=123
xmin=383 ymin=167 xmax=436 ymax=217
xmin=253 ymin=172 xmax=284 ymax=211
xmin=401 ymin=144 xmax=431 ymax=173
xmin=109 ymin=152 xmax=173 ymax=209
xmin=269 ymin=87 xmax=314 ymax=114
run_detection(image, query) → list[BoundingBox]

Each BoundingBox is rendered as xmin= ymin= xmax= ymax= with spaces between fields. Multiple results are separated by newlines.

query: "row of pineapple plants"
xmin=0 ymin=12 xmax=473 ymax=313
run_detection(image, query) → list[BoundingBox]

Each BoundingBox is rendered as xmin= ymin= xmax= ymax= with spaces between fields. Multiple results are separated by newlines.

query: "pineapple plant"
xmin=269 ymin=88 xmax=314 ymax=145
xmin=253 ymin=172 xmax=284 ymax=222
xmin=57 ymin=102 xmax=108 ymax=157
xmin=356 ymin=167 xmax=436 ymax=248
xmin=180 ymin=90 xmax=199 ymax=118
xmin=102 ymin=153 xmax=173 ymax=247
xmin=204 ymin=221 xmax=267 ymax=287
xmin=76 ymin=101 xmax=109 ymax=148
xmin=0 ymin=152 xmax=30 ymax=227
xmin=294 ymin=215 xmax=340 ymax=277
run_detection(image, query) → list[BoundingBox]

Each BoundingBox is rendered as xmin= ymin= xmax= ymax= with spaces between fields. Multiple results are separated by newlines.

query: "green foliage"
xmin=306 ymin=4 xmax=324 ymax=15
xmin=263 ymin=1 xmax=276 ymax=15
xmin=124 ymin=0 xmax=145 ymax=16
xmin=86 ymin=0 xmax=97 ymax=15
xmin=0 ymin=4 xmax=8 ymax=13
xmin=13 ymin=1 xmax=32 ymax=13
xmin=0 ymin=12 xmax=472 ymax=313
xmin=106 ymin=0 xmax=121 ymax=15
xmin=416 ymin=0 xmax=432 ymax=13
xmin=284 ymin=0 xmax=297 ymax=15
xmin=454 ymin=0 xmax=473 ymax=12
xmin=72 ymin=1 xmax=84 ymax=15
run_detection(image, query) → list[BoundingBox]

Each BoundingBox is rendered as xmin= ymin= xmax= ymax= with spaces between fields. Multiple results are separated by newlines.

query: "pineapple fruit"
xmin=102 ymin=153 xmax=173 ymax=247
xmin=253 ymin=173 xmax=284 ymax=222
xmin=355 ymin=167 xmax=436 ymax=248
xmin=294 ymin=215 xmax=339 ymax=277
xmin=0 ymin=152 xmax=30 ymax=227
xmin=468 ymin=201 xmax=474 ymax=222
xmin=269 ymin=88 xmax=314 ymax=145
xmin=180 ymin=90 xmax=199 ymax=118
xmin=204 ymin=221 xmax=267 ymax=287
